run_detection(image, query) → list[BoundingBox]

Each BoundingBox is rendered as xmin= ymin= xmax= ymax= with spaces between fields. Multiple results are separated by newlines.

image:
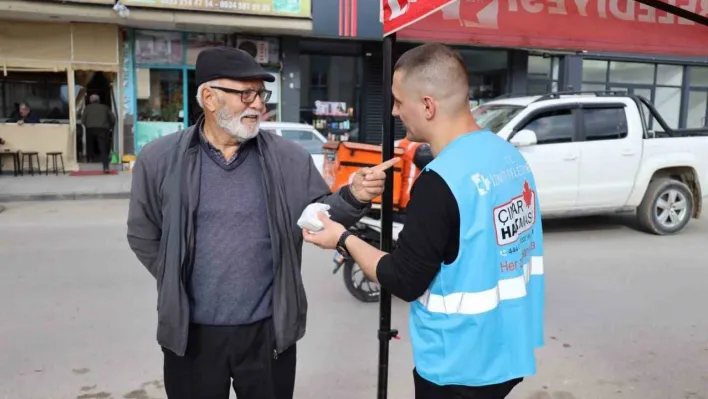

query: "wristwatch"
xmin=336 ymin=230 xmax=353 ymax=258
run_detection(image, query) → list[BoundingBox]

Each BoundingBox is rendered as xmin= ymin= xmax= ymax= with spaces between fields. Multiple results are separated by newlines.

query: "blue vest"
xmin=410 ymin=129 xmax=545 ymax=387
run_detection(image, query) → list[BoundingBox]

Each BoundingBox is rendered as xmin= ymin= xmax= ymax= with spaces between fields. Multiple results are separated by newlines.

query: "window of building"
xmin=582 ymin=107 xmax=628 ymax=141
xmin=299 ymin=54 xmax=361 ymax=140
xmin=0 ymin=72 xmax=71 ymax=121
xmin=527 ymin=55 xmax=560 ymax=94
xmin=687 ymin=67 xmax=708 ymax=128
xmin=581 ymin=60 xmax=688 ymax=129
xmin=136 ymin=69 xmax=183 ymax=123
xmin=520 ymin=109 xmax=575 ymax=145
xmin=458 ymin=49 xmax=508 ymax=104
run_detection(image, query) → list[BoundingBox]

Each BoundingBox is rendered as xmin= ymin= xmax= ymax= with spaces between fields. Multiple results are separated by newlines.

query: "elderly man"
xmin=82 ymin=94 xmax=115 ymax=173
xmin=127 ymin=47 xmax=396 ymax=399
xmin=9 ymin=102 xmax=40 ymax=124
xmin=304 ymin=43 xmax=545 ymax=399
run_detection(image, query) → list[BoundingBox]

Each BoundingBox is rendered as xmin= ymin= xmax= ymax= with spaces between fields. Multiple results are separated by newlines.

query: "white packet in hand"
xmin=297 ymin=203 xmax=332 ymax=233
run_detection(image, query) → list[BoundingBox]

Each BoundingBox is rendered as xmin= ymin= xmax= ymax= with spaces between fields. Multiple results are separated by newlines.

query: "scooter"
xmin=332 ymin=215 xmax=405 ymax=303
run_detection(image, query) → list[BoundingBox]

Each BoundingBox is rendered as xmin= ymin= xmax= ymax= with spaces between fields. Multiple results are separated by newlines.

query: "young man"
xmin=303 ymin=43 xmax=545 ymax=399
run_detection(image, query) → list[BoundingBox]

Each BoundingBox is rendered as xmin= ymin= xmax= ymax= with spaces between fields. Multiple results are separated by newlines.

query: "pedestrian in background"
xmin=303 ymin=43 xmax=545 ymax=399
xmin=82 ymin=94 xmax=115 ymax=173
xmin=127 ymin=46 xmax=396 ymax=399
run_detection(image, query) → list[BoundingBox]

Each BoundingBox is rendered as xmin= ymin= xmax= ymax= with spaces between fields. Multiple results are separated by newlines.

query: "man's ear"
xmin=422 ymin=96 xmax=436 ymax=120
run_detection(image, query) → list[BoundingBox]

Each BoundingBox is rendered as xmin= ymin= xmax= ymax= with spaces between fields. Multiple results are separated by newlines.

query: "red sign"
xmin=383 ymin=0 xmax=457 ymax=35
xmin=392 ymin=0 xmax=708 ymax=56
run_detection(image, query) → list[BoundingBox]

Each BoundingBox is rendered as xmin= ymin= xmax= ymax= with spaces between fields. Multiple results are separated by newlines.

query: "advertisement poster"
xmin=135 ymin=122 xmax=183 ymax=154
xmin=122 ymin=0 xmax=311 ymax=18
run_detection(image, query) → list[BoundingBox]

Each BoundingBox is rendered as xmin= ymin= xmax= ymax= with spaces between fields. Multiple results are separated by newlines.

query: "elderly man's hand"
xmin=349 ymin=158 xmax=401 ymax=203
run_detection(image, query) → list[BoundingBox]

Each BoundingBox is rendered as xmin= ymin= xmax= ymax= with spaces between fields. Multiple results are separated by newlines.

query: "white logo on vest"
xmin=493 ymin=180 xmax=536 ymax=246
xmin=471 ymin=173 xmax=491 ymax=196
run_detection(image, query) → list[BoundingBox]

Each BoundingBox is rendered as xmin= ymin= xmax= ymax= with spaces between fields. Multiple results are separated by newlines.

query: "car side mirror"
xmin=510 ymin=129 xmax=538 ymax=147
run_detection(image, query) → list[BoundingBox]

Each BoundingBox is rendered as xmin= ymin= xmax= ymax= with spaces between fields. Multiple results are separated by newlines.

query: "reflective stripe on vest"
xmin=418 ymin=256 xmax=543 ymax=315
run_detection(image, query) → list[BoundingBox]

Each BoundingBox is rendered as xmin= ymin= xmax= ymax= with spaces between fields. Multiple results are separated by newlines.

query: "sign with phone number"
xmin=121 ymin=0 xmax=310 ymax=18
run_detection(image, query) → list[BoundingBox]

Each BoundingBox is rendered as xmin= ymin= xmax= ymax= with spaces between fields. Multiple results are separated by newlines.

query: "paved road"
xmin=0 ymin=200 xmax=706 ymax=399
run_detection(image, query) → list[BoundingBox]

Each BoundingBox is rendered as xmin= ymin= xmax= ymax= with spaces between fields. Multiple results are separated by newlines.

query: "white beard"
xmin=216 ymin=106 xmax=261 ymax=142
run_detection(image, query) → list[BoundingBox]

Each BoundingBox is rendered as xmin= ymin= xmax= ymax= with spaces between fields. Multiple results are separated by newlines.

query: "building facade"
xmin=2 ymin=0 xmax=706 ymax=165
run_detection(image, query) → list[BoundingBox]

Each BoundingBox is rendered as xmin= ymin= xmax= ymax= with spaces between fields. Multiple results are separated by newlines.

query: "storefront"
xmin=0 ymin=18 xmax=121 ymax=172
xmin=308 ymin=0 xmax=708 ymax=144
xmin=122 ymin=30 xmax=286 ymax=154
xmin=114 ymin=0 xmax=311 ymax=154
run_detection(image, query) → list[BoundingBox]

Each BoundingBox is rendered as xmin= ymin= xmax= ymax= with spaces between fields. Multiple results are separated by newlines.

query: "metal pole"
xmin=377 ymin=32 xmax=397 ymax=399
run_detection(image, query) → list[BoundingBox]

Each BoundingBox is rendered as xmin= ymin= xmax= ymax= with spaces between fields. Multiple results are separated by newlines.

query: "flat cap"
xmin=195 ymin=46 xmax=275 ymax=87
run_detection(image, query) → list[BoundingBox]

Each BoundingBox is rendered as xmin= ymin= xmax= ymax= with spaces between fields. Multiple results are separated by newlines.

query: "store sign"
xmin=52 ymin=0 xmax=115 ymax=3
xmin=313 ymin=0 xmax=384 ymax=38
xmin=121 ymin=0 xmax=311 ymax=18
xmin=394 ymin=0 xmax=708 ymax=57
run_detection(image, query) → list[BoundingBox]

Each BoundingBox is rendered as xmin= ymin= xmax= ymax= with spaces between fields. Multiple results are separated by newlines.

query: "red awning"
xmin=383 ymin=0 xmax=708 ymax=57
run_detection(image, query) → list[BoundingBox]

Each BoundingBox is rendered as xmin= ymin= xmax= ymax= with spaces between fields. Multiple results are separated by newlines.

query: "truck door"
xmin=575 ymin=103 xmax=642 ymax=208
xmin=511 ymin=105 xmax=581 ymax=212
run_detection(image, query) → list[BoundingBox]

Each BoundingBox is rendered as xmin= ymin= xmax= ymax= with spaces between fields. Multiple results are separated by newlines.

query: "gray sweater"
xmin=188 ymin=138 xmax=274 ymax=325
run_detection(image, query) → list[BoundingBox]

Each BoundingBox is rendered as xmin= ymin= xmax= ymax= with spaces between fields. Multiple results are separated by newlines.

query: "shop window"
xmin=655 ymin=87 xmax=682 ymax=129
xmin=582 ymin=60 xmax=608 ymax=82
xmin=527 ymin=55 xmax=560 ymax=94
xmin=0 ymin=72 xmax=71 ymax=121
xmin=689 ymin=67 xmax=708 ymax=87
xmin=137 ymin=69 xmax=183 ymax=122
xmin=609 ymin=62 xmax=654 ymax=85
xmin=459 ymin=49 xmax=507 ymax=103
xmin=186 ymin=33 xmax=228 ymax=65
xmin=656 ymin=65 xmax=683 ymax=86
xmin=135 ymin=31 xmax=183 ymax=65
xmin=686 ymin=91 xmax=707 ymax=128
xmin=299 ymin=54 xmax=360 ymax=140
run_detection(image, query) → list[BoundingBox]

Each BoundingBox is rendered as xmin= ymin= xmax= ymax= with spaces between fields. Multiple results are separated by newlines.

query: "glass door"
xmin=687 ymin=90 xmax=708 ymax=128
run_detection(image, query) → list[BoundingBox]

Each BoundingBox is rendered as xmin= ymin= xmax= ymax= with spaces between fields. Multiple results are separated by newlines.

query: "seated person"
xmin=8 ymin=102 xmax=40 ymax=124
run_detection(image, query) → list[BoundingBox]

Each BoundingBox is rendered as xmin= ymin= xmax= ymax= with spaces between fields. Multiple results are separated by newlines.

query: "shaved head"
xmin=393 ymin=43 xmax=469 ymax=113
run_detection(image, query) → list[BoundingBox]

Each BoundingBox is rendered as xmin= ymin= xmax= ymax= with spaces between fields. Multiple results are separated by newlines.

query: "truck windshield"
xmin=472 ymin=104 xmax=524 ymax=133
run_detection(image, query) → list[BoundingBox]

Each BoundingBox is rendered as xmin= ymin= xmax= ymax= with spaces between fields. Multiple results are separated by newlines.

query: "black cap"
xmin=195 ymin=46 xmax=275 ymax=87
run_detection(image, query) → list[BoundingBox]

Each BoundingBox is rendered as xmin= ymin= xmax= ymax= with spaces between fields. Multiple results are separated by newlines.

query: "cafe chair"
xmin=21 ymin=151 xmax=41 ymax=176
xmin=45 ymin=151 xmax=65 ymax=176
xmin=0 ymin=150 xmax=21 ymax=177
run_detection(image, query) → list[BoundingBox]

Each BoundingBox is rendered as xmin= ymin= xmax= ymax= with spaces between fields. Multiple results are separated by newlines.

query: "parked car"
xmin=472 ymin=91 xmax=708 ymax=235
xmin=260 ymin=122 xmax=327 ymax=174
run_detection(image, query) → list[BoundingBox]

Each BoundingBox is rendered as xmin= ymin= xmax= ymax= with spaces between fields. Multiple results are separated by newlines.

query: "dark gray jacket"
xmin=127 ymin=123 xmax=368 ymax=356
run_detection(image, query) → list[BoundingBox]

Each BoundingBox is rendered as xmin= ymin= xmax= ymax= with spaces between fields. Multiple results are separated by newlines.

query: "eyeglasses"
xmin=209 ymin=86 xmax=272 ymax=104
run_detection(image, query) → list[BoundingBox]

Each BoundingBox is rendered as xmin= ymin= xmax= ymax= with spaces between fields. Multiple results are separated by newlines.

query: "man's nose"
xmin=251 ymin=94 xmax=266 ymax=110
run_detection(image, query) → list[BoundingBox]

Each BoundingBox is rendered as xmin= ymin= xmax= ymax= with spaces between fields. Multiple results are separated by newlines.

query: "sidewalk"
xmin=0 ymin=172 xmax=132 ymax=202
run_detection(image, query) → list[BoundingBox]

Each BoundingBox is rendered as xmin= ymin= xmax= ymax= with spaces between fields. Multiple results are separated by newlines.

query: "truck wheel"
xmin=637 ymin=178 xmax=694 ymax=235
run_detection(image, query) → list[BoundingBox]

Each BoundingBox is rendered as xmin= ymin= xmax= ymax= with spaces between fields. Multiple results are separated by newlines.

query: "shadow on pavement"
xmin=541 ymin=213 xmax=641 ymax=234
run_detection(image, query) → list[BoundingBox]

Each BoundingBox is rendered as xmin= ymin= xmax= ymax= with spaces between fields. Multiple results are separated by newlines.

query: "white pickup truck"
xmin=472 ymin=92 xmax=708 ymax=235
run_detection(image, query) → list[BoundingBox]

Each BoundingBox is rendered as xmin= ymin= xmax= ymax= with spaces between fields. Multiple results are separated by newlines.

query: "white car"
xmin=472 ymin=92 xmax=708 ymax=235
xmin=260 ymin=122 xmax=327 ymax=174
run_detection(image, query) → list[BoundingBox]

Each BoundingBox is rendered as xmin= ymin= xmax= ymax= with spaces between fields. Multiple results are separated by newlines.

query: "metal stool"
xmin=0 ymin=150 xmax=20 ymax=176
xmin=45 ymin=152 xmax=66 ymax=176
xmin=21 ymin=151 xmax=41 ymax=176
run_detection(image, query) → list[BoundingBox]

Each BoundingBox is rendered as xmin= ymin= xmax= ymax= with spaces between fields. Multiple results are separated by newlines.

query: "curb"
xmin=0 ymin=192 xmax=130 ymax=203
